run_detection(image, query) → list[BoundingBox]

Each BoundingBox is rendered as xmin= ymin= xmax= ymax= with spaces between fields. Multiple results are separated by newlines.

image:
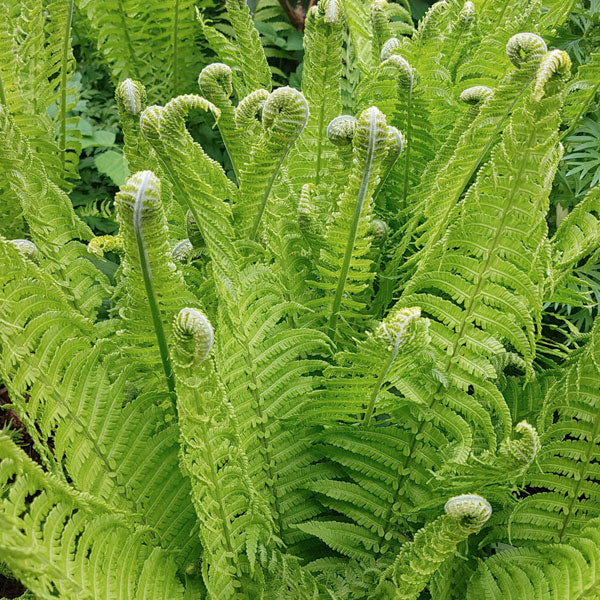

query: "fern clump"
xmin=1 ymin=0 xmax=600 ymax=598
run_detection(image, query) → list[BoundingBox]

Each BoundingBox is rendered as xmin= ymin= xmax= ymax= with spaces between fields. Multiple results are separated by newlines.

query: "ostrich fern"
xmin=1 ymin=0 xmax=600 ymax=598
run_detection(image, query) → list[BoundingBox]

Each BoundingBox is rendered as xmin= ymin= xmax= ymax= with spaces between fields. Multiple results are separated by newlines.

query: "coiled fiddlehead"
xmin=376 ymin=306 xmax=421 ymax=350
xmin=198 ymin=63 xmax=245 ymax=179
xmin=171 ymin=239 xmax=193 ymax=262
xmin=322 ymin=0 xmax=340 ymax=23
xmin=458 ymin=1 xmax=475 ymax=27
xmin=443 ymin=494 xmax=493 ymax=532
xmin=506 ymin=33 xmax=548 ymax=69
xmin=533 ymin=49 xmax=572 ymax=101
xmin=10 ymin=239 xmax=38 ymax=261
xmin=375 ymin=494 xmax=492 ymax=599
xmin=172 ymin=307 xmax=214 ymax=368
xmin=234 ymin=89 xmax=270 ymax=131
xmin=237 ymin=86 xmax=309 ymax=240
xmin=459 ymin=85 xmax=493 ymax=105
xmin=380 ymin=37 xmax=401 ymax=62
xmin=327 ymin=115 xmax=358 ymax=146
xmin=498 ymin=420 xmax=539 ymax=471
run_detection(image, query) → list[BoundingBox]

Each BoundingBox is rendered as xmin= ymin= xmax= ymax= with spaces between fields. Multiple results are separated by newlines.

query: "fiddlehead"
xmin=320 ymin=107 xmax=404 ymax=341
xmin=172 ymin=307 xmax=214 ymax=367
xmin=506 ymin=33 xmax=548 ymax=69
xmin=198 ymin=62 xmax=233 ymax=102
xmin=459 ymin=85 xmax=493 ymax=105
xmin=198 ymin=63 xmax=244 ymax=179
xmin=115 ymin=170 xmax=180 ymax=396
xmin=458 ymin=1 xmax=475 ymax=27
xmin=498 ymin=420 xmax=540 ymax=471
xmin=374 ymin=495 xmax=492 ymax=599
xmin=171 ymin=239 xmax=194 ymax=262
xmin=115 ymin=78 xmax=146 ymax=116
xmin=443 ymin=494 xmax=493 ymax=531
xmin=380 ymin=37 xmax=401 ymax=62
xmin=327 ymin=115 xmax=357 ymax=146
xmin=533 ymin=49 xmax=572 ymax=101
xmin=375 ymin=306 xmax=421 ymax=350
xmin=236 ymin=86 xmax=309 ymax=240
xmin=10 ymin=239 xmax=38 ymax=261
xmin=234 ymin=88 xmax=270 ymax=131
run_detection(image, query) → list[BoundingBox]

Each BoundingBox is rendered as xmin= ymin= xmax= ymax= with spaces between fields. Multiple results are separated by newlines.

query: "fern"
xmin=2 ymin=0 xmax=600 ymax=597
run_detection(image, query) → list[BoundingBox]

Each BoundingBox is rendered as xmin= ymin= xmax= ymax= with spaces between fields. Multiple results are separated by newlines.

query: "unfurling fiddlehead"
xmin=321 ymin=107 xmax=404 ymax=340
xmin=10 ymin=239 xmax=38 ymax=261
xmin=327 ymin=115 xmax=358 ymax=146
xmin=115 ymin=170 xmax=177 ymax=395
xmin=371 ymin=0 xmax=392 ymax=66
xmin=506 ymin=33 xmax=548 ymax=69
xmin=236 ymin=86 xmax=309 ymax=240
xmin=115 ymin=78 xmax=146 ymax=116
xmin=376 ymin=306 xmax=421 ymax=350
xmin=498 ymin=420 xmax=540 ymax=471
xmin=374 ymin=495 xmax=492 ymax=599
xmin=380 ymin=37 xmax=401 ymax=62
xmin=533 ymin=49 xmax=572 ymax=101
xmin=458 ymin=1 xmax=475 ymax=27
xmin=198 ymin=63 xmax=244 ymax=179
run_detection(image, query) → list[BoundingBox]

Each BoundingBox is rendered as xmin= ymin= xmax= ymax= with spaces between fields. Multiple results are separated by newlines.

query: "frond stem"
xmin=58 ymin=0 xmax=75 ymax=171
xmin=327 ymin=114 xmax=377 ymax=340
xmin=132 ymin=174 xmax=176 ymax=397
xmin=363 ymin=341 xmax=399 ymax=426
xmin=172 ymin=0 xmax=180 ymax=96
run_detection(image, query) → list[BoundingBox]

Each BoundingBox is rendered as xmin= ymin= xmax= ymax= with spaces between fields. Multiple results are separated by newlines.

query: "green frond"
xmin=0 ymin=432 xmax=185 ymax=600
xmin=172 ymin=307 xmax=273 ymax=597
xmin=139 ymin=94 xmax=240 ymax=299
xmin=374 ymin=494 xmax=492 ymax=600
xmin=509 ymin=317 xmax=600 ymax=545
xmin=216 ymin=265 xmax=331 ymax=544
xmin=234 ymin=86 xmax=309 ymax=240
xmin=312 ymin=106 xmax=403 ymax=343
xmin=549 ymin=187 xmax=600 ymax=302
xmin=0 ymin=239 xmax=201 ymax=562
xmin=198 ymin=0 xmax=271 ymax=97
xmin=456 ymin=0 xmax=542 ymax=91
xmin=285 ymin=0 xmax=344 ymax=191
xmin=562 ymin=49 xmax=600 ymax=140
xmin=467 ymin=519 xmax=600 ymax=599
xmin=78 ymin=0 xmax=201 ymax=101
xmin=114 ymin=170 xmax=198 ymax=394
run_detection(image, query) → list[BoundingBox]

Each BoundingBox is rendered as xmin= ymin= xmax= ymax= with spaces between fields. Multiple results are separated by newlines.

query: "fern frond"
xmin=172 ymin=307 xmax=273 ymax=597
xmin=467 ymin=519 xmax=600 ymax=599
xmin=216 ymin=265 xmax=331 ymax=544
xmin=78 ymin=0 xmax=201 ymax=101
xmin=114 ymin=170 xmax=198 ymax=394
xmin=234 ymin=86 xmax=309 ymax=240
xmin=0 ymin=432 xmax=185 ymax=600
xmin=374 ymin=494 xmax=492 ymax=600
xmin=0 ymin=238 xmax=201 ymax=561
xmin=510 ymin=316 xmax=600 ymax=545
xmin=311 ymin=106 xmax=403 ymax=343
xmin=286 ymin=0 xmax=344 ymax=191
